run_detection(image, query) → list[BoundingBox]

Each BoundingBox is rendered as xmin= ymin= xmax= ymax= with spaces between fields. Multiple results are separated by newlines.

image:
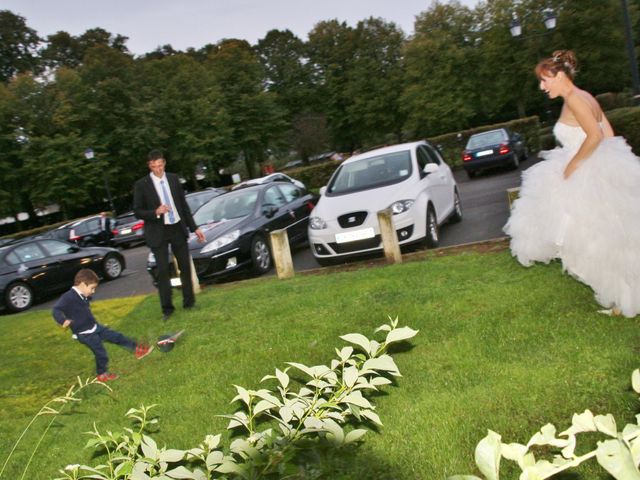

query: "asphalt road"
xmin=33 ymin=157 xmax=539 ymax=311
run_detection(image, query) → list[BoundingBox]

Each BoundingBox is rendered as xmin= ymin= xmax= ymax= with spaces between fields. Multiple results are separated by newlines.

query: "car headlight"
xmin=389 ymin=200 xmax=414 ymax=215
xmin=200 ymin=229 xmax=240 ymax=254
xmin=309 ymin=216 xmax=327 ymax=230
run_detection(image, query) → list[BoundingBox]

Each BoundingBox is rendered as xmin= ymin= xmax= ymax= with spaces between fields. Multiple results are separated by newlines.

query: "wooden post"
xmin=270 ymin=229 xmax=294 ymax=279
xmin=171 ymin=254 xmax=201 ymax=293
xmin=507 ymin=187 xmax=521 ymax=210
xmin=377 ymin=208 xmax=402 ymax=264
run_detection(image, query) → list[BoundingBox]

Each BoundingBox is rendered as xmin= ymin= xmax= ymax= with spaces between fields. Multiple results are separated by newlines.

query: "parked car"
xmin=42 ymin=215 xmax=115 ymax=247
xmin=307 ymin=140 xmax=462 ymax=266
xmin=147 ymin=182 xmax=317 ymax=284
xmin=232 ymin=173 xmax=306 ymax=191
xmin=0 ymin=238 xmax=125 ymax=312
xmin=185 ymin=188 xmax=227 ymax=214
xmin=462 ymin=128 xmax=528 ymax=178
xmin=112 ymin=212 xmax=145 ymax=248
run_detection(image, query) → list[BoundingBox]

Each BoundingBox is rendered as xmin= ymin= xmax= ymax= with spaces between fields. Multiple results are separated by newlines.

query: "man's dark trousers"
xmin=152 ymin=222 xmax=195 ymax=315
xmin=77 ymin=324 xmax=136 ymax=375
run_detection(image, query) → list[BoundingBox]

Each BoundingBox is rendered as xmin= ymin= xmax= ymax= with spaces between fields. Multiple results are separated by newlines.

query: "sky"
xmin=4 ymin=0 xmax=480 ymax=56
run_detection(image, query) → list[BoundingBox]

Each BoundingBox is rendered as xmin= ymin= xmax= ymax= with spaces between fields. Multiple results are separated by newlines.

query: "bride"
xmin=504 ymin=50 xmax=640 ymax=317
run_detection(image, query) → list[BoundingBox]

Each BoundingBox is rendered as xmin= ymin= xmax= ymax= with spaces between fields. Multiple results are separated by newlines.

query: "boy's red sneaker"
xmin=135 ymin=344 xmax=154 ymax=360
xmin=96 ymin=372 xmax=118 ymax=382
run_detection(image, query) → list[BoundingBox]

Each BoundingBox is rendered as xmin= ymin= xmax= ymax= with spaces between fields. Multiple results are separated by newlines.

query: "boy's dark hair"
xmin=147 ymin=149 xmax=165 ymax=162
xmin=74 ymin=269 xmax=99 ymax=286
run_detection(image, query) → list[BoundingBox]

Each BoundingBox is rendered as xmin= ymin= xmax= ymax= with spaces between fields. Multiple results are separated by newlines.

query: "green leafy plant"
xmin=55 ymin=317 xmax=418 ymax=479
xmin=0 ymin=377 xmax=111 ymax=480
xmin=450 ymin=369 xmax=640 ymax=480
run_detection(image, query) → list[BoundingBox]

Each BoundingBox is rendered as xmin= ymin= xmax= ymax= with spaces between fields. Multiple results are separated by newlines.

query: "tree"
xmin=347 ymin=17 xmax=406 ymax=146
xmin=207 ymin=39 xmax=287 ymax=178
xmin=402 ymin=1 xmax=479 ymax=137
xmin=0 ymin=10 xmax=41 ymax=83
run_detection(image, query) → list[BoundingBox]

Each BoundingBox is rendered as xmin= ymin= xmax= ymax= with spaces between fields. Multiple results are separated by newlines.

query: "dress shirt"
xmin=150 ymin=173 xmax=181 ymax=225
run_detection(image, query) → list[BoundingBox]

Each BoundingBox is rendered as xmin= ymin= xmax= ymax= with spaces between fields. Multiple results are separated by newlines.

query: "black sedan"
xmin=462 ymin=128 xmax=528 ymax=178
xmin=147 ymin=182 xmax=316 ymax=283
xmin=0 ymin=238 xmax=125 ymax=313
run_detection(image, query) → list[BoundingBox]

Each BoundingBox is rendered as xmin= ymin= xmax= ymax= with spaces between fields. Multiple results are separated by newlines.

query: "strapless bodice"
xmin=552 ymin=122 xmax=587 ymax=151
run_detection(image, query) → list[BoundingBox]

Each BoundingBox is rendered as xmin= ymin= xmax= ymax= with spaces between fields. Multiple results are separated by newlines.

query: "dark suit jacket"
xmin=133 ymin=172 xmax=198 ymax=248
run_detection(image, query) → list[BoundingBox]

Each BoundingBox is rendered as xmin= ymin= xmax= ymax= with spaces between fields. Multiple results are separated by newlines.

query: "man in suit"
xmin=133 ymin=150 xmax=205 ymax=320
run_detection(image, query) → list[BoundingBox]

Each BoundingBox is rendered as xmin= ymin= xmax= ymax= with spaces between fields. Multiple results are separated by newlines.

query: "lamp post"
xmin=84 ymin=148 xmax=116 ymax=213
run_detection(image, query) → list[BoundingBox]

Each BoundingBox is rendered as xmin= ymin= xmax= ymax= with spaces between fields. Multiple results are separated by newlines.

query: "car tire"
xmin=425 ymin=205 xmax=439 ymax=248
xmin=511 ymin=153 xmax=520 ymax=169
xmin=251 ymin=235 xmax=272 ymax=274
xmin=450 ymin=190 xmax=463 ymax=223
xmin=5 ymin=282 xmax=33 ymax=312
xmin=522 ymin=146 xmax=529 ymax=161
xmin=103 ymin=254 xmax=124 ymax=280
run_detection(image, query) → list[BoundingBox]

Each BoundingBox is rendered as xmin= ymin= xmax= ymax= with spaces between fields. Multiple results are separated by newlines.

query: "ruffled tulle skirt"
xmin=504 ymin=137 xmax=640 ymax=317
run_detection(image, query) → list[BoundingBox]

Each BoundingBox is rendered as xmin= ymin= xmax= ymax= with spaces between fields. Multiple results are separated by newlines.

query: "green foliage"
xmin=451 ymin=369 xmax=640 ymax=480
xmin=53 ymin=319 xmax=418 ymax=479
xmin=606 ymin=106 xmax=640 ymax=156
xmin=0 ymin=377 xmax=110 ymax=480
xmin=283 ymin=160 xmax=342 ymax=190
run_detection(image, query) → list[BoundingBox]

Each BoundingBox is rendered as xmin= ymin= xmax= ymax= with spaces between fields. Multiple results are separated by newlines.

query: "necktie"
xmin=160 ymin=180 xmax=176 ymax=224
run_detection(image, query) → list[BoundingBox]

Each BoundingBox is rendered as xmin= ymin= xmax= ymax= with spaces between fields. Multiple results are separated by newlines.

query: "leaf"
xmin=159 ymin=449 xmax=186 ymax=462
xmin=596 ymin=439 xmax=640 ymax=479
xmin=475 ymin=430 xmax=501 ymax=480
xmin=500 ymin=442 xmax=528 ymax=465
xmin=370 ymin=377 xmax=392 ymax=387
xmin=279 ymin=405 xmax=293 ymax=424
xmin=385 ymin=326 xmax=419 ymax=345
xmin=336 ymin=346 xmax=354 ymax=362
xmin=362 ymin=355 xmax=401 ymax=376
xmin=276 ymin=368 xmax=290 ymax=389
xmin=345 ymin=429 xmax=368 ymax=444
xmin=339 ymin=333 xmax=372 ymax=354
xmin=203 ymin=434 xmax=221 ymax=450
xmin=594 ymin=414 xmax=618 ymax=437
xmin=633 ymin=369 xmax=640 ymax=394
xmin=253 ymin=399 xmax=276 ymax=415
xmin=361 ymin=409 xmax=383 ymax=426
xmin=343 ymin=366 xmax=359 ymax=388
xmin=232 ymin=385 xmax=251 ymax=406
xmin=165 ymin=465 xmax=196 ymax=479
xmin=286 ymin=362 xmax=314 ymax=377
xmin=447 ymin=476 xmax=484 ymax=480
xmin=341 ymin=391 xmax=373 ymax=409
xmin=205 ymin=450 xmax=225 ymax=469
xmin=561 ymin=410 xmax=596 ymax=436
xmin=140 ymin=436 xmax=159 ymax=460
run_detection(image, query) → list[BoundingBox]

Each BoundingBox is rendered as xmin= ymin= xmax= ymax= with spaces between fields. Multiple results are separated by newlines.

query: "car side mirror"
xmin=319 ymin=186 xmax=327 ymax=196
xmin=262 ymin=205 xmax=278 ymax=218
xmin=67 ymin=246 xmax=80 ymax=253
xmin=423 ymin=163 xmax=439 ymax=175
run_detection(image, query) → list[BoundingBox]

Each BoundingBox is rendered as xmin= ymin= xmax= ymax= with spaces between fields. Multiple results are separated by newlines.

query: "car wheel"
xmin=450 ymin=190 xmax=463 ymax=223
xmin=5 ymin=282 xmax=33 ymax=312
xmin=251 ymin=235 xmax=272 ymax=274
xmin=103 ymin=254 xmax=123 ymax=280
xmin=511 ymin=153 xmax=520 ymax=169
xmin=522 ymin=146 xmax=529 ymax=160
xmin=425 ymin=205 xmax=439 ymax=248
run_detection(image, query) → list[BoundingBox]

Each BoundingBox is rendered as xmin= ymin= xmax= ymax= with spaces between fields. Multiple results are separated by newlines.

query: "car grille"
xmin=337 ymin=211 xmax=368 ymax=228
xmin=329 ymin=235 xmax=381 ymax=253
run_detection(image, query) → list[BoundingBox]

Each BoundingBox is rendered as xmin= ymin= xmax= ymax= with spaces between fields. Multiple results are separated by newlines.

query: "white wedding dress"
xmin=504 ymin=122 xmax=640 ymax=317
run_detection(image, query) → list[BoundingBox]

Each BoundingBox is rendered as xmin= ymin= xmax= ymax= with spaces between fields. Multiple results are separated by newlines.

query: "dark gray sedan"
xmin=462 ymin=128 xmax=528 ymax=178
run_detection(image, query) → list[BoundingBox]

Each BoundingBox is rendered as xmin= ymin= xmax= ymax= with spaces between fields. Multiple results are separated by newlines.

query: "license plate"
xmin=120 ymin=228 xmax=132 ymax=235
xmin=477 ymin=149 xmax=494 ymax=157
xmin=335 ymin=227 xmax=375 ymax=244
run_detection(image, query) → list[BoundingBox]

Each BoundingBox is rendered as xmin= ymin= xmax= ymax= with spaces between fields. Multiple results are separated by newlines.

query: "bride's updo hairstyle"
xmin=535 ymin=50 xmax=578 ymax=81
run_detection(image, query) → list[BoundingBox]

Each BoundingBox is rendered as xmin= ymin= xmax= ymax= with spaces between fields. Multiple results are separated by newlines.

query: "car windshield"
xmin=327 ymin=150 xmax=412 ymax=195
xmin=186 ymin=191 xmax=221 ymax=213
xmin=466 ymin=130 xmax=507 ymax=149
xmin=193 ymin=190 xmax=258 ymax=226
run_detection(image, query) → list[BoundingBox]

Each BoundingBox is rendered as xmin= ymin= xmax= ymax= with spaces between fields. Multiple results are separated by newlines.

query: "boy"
xmin=52 ymin=269 xmax=153 ymax=381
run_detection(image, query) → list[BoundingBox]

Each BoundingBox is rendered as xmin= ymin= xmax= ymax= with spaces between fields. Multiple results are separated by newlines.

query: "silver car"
xmin=308 ymin=140 xmax=462 ymax=265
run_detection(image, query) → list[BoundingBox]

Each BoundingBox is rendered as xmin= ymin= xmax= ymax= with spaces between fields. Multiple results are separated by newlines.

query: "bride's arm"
xmin=563 ymin=93 xmax=604 ymax=179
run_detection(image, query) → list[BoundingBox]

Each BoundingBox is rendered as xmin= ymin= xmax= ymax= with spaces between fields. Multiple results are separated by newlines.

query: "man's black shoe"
xmin=162 ymin=311 xmax=173 ymax=321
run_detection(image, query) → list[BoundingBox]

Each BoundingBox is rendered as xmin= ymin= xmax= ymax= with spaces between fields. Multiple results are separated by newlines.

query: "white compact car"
xmin=308 ymin=140 xmax=462 ymax=265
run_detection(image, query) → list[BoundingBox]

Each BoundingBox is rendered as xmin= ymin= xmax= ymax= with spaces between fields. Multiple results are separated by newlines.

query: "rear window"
xmin=326 ymin=150 xmax=412 ymax=195
xmin=466 ymin=130 xmax=507 ymax=149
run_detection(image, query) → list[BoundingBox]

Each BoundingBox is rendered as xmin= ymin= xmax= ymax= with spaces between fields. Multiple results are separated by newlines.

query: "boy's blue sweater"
xmin=52 ymin=288 xmax=98 ymax=334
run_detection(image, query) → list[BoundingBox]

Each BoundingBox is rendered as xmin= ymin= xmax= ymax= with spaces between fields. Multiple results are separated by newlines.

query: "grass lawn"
xmin=0 ymin=246 xmax=638 ymax=479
